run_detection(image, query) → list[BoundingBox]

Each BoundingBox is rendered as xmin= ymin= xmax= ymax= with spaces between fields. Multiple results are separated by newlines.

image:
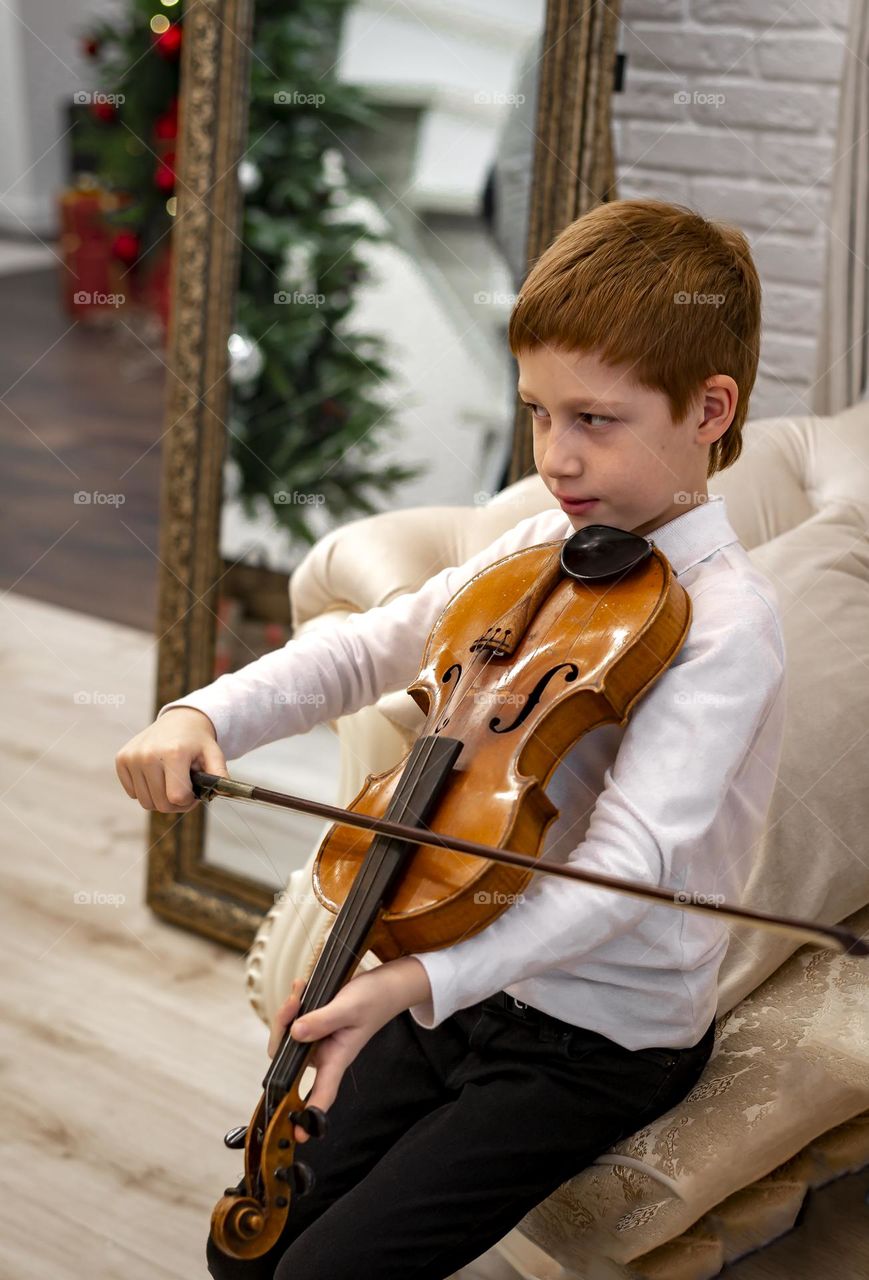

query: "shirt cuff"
xmin=406 ymin=947 xmax=465 ymax=1030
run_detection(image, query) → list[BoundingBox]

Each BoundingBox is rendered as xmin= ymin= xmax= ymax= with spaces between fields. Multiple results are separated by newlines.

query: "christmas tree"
xmin=76 ymin=0 xmax=422 ymax=546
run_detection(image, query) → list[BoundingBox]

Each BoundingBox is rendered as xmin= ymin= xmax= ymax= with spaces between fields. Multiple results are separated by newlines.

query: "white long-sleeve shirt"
xmin=159 ymin=494 xmax=787 ymax=1049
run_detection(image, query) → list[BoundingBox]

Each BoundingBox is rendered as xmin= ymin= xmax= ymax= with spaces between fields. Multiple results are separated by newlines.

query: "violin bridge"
xmin=471 ymin=626 xmax=514 ymax=655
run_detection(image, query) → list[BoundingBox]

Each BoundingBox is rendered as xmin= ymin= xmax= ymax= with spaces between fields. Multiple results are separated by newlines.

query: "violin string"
xmin=266 ymin=603 xmax=523 ymax=1092
xmin=266 ymin=686 xmax=474 ymax=1093
xmin=282 ymin=546 xmax=604 ymax=1074
xmin=293 ymin=547 xmax=615 ymax=1041
xmin=287 ymin=560 xmax=568 ymax=1015
xmin=269 ymin=558 xmax=572 ymax=1084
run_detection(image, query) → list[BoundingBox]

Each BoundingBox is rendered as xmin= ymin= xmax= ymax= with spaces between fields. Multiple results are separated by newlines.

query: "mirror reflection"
xmin=203 ymin=0 xmax=546 ymax=888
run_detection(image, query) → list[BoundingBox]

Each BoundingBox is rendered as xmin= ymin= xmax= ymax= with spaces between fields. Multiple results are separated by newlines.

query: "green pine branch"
xmin=76 ymin=0 xmax=426 ymax=552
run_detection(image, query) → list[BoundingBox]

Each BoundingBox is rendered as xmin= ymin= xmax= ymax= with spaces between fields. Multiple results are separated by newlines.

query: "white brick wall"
xmin=614 ymin=0 xmax=849 ymax=420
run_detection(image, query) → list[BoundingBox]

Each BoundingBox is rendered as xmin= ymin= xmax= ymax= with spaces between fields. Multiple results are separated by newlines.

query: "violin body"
xmin=313 ymin=537 xmax=691 ymax=959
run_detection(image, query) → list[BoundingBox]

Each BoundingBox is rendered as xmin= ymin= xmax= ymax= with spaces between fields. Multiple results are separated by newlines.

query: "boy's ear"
xmin=698 ymin=375 xmax=737 ymax=442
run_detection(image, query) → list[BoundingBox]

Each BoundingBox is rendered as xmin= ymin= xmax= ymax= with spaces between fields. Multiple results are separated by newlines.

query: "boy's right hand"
xmin=115 ymin=707 xmax=228 ymax=812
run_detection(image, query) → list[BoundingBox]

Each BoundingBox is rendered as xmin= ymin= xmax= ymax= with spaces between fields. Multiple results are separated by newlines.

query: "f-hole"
xmin=434 ymin=662 xmax=462 ymax=732
xmin=490 ymin=662 xmax=580 ymax=733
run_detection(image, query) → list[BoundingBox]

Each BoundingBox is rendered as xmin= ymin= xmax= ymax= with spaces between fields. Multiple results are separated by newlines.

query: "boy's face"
xmin=517 ymin=344 xmax=733 ymax=539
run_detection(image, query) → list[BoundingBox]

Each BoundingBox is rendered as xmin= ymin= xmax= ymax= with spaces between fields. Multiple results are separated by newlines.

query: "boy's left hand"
xmin=267 ymin=957 xmax=431 ymax=1143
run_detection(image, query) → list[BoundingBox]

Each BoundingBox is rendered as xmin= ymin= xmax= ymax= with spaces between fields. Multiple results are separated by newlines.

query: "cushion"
xmin=717 ymin=498 xmax=869 ymax=1014
xmin=519 ymin=900 xmax=869 ymax=1274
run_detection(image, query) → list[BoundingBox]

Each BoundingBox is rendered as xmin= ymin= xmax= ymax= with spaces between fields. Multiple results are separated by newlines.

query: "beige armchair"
xmin=244 ymin=402 xmax=869 ymax=1279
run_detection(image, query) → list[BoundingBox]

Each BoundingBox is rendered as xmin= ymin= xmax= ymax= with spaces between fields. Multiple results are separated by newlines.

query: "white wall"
xmin=615 ymin=0 xmax=849 ymax=420
xmin=0 ymin=0 xmax=124 ymax=236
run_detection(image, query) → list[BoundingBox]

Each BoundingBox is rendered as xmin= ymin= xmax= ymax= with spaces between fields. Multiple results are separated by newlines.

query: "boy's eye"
xmin=524 ymin=402 xmax=613 ymax=429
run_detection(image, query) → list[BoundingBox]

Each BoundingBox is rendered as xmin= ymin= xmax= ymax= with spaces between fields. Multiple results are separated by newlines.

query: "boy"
xmin=116 ymin=198 xmax=786 ymax=1280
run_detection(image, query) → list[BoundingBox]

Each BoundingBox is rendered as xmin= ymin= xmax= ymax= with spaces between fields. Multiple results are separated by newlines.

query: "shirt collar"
xmin=642 ymin=493 xmax=740 ymax=576
xmin=555 ymin=493 xmax=740 ymax=578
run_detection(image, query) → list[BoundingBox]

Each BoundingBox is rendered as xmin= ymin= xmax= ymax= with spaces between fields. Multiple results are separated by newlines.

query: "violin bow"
xmin=190 ymin=769 xmax=868 ymax=957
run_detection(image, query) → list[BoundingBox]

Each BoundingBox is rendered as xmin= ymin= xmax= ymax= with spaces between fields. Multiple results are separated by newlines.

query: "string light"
xmin=166 ymin=196 xmax=177 ymax=217
xmin=150 ymin=14 xmax=170 ymax=32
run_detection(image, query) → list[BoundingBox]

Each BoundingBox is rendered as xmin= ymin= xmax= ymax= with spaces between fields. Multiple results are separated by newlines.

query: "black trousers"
xmin=207 ymin=993 xmax=716 ymax=1280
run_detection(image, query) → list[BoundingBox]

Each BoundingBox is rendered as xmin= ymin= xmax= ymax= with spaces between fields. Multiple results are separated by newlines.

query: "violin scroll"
xmin=210 ymin=1083 xmax=327 ymax=1257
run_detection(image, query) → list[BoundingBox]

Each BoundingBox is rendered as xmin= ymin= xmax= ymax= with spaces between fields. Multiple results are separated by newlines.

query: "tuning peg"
xmin=275 ymin=1162 xmax=315 ymax=1195
xmin=223 ymin=1125 xmax=248 ymax=1149
xmin=289 ymin=1105 xmax=328 ymax=1138
xmin=289 ymin=1162 xmax=316 ymax=1196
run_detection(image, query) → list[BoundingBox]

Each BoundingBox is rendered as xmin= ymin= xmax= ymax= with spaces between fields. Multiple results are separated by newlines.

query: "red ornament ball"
xmin=154 ymin=152 xmax=176 ymax=192
xmin=90 ymin=100 xmax=117 ymax=124
xmin=111 ymin=232 xmax=141 ymax=265
xmin=154 ymin=110 xmax=177 ymax=140
xmin=153 ymin=25 xmax=182 ymax=60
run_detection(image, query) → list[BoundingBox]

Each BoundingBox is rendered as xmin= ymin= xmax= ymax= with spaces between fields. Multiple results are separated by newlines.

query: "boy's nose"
xmin=542 ymin=448 xmax=585 ymax=482
xmin=541 ymin=433 xmax=584 ymax=474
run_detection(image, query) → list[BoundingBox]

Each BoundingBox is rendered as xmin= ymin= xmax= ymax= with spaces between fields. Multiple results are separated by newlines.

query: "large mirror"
xmin=147 ymin=0 xmax=620 ymax=947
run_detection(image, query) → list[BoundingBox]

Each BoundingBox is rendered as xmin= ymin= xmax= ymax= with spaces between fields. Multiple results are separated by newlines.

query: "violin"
xmin=194 ymin=524 xmax=867 ymax=1260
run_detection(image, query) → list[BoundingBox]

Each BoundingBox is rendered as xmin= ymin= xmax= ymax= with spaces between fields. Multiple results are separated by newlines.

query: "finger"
xmin=139 ymin=758 xmax=175 ymax=812
xmin=268 ymin=1012 xmax=296 ymax=1059
xmin=290 ymin=997 xmax=325 ymax=1044
xmin=290 ymin=1044 xmax=328 ymax=1144
xmin=116 ymin=758 xmax=136 ymax=800
xmin=269 ymin=1003 xmax=297 ymax=1058
xmin=163 ymin=755 xmax=197 ymax=809
xmin=131 ymin=768 xmax=157 ymax=810
xmin=295 ymin=1050 xmax=346 ymax=1136
xmin=144 ymin=758 xmax=192 ymax=813
xmin=200 ymin=740 xmax=228 ymax=777
xmin=277 ymin=979 xmax=305 ymax=1028
xmin=268 ymin=980 xmax=305 ymax=1057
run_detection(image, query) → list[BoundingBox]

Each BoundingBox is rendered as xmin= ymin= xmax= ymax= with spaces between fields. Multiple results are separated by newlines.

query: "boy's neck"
xmin=629 ymin=490 xmax=710 ymax=540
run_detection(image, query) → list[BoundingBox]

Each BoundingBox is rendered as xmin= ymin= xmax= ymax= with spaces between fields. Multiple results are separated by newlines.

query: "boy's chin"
xmin=566 ymin=508 xmax=615 ymax=528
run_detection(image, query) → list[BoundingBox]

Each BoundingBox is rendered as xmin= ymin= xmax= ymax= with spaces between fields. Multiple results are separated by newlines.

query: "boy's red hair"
xmin=507 ymin=198 xmax=762 ymax=476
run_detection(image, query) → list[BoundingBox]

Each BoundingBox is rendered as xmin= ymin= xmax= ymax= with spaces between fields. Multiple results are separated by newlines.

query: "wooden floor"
xmin=0 ymin=266 xmax=165 ymax=631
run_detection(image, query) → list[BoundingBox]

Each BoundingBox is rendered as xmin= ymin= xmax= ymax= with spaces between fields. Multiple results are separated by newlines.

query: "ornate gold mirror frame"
xmin=146 ymin=0 xmax=621 ymax=950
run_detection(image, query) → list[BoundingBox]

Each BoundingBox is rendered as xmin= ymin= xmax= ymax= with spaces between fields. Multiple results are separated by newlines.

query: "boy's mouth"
xmin=555 ymin=493 xmax=600 ymax=512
